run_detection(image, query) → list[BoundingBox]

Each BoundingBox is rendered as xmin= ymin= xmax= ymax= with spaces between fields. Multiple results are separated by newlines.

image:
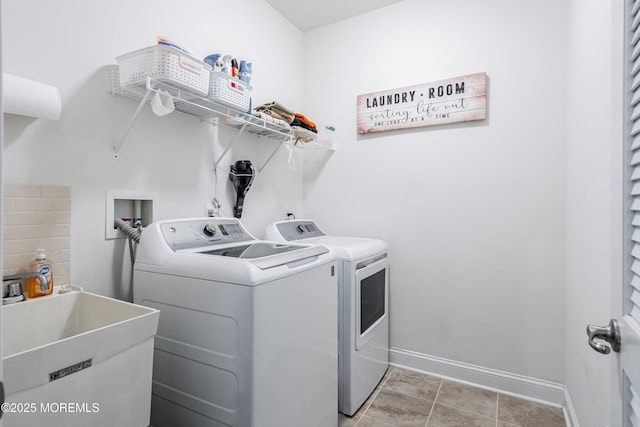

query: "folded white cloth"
xmin=253 ymin=111 xmax=290 ymax=129
xmin=256 ymin=101 xmax=295 ymax=115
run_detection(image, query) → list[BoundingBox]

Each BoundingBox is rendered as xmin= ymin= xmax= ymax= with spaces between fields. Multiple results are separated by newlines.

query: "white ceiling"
xmin=264 ymin=0 xmax=406 ymax=32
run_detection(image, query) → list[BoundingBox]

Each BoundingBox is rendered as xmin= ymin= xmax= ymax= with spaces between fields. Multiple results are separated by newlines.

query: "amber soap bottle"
xmin=27 ymin=249 xmax=53 ymax=298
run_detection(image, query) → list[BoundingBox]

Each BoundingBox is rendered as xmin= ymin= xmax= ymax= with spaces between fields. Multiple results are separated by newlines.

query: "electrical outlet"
xmin=205 ymin=203 xmax=215 ymax=217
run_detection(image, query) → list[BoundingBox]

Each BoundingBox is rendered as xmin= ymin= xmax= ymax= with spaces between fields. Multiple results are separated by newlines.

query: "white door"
xmin=589 ymin=1 xmax=640 ymax=424
xmin=625 ymin=1 xmax=640 ymax=424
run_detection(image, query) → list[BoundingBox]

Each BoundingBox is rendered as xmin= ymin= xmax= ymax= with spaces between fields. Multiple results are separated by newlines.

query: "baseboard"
xmin=389 ymin=347 xmax=579 ymax=426
xmin=562 ymin=386 xmax=580 ymax=427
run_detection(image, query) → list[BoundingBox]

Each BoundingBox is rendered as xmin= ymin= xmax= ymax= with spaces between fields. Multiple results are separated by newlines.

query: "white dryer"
xmin=133 ymin=218 xmax=338 ymax=427
xmin=265 ymin=219 xmax=389 ymax=416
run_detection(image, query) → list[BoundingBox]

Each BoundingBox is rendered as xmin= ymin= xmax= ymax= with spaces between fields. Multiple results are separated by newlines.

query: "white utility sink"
xmin=2 ymin=285 xmax=159 ymax=427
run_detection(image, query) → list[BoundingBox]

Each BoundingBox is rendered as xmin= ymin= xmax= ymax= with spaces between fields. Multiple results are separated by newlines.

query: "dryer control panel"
xmin=160 ymin=218 xmax=254 ymax=251
xmin=275 ymin=220 xmax=326 ymax=241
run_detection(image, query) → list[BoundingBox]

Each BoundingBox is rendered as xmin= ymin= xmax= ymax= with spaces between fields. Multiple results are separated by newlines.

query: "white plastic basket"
xmin=117 ymin=45 xmax=211 ymax=97
xmin=208 ymin=71 xmax=252 ymax=112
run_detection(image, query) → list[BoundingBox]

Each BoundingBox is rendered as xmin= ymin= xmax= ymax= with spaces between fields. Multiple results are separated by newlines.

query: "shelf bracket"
xmin=213 ymin=121 xmax=249 ymax=169
xmin=257 ymin=136 xmax=292 ymax=173
xmin=113 ymin=77 xmax=155 ymax=159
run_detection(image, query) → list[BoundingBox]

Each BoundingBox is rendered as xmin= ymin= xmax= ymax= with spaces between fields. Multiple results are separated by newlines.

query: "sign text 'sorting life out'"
xmin=356 ymin=72 xmax=487 ymax=134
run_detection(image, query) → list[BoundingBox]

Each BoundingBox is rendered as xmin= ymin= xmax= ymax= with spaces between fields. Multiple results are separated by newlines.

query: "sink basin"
xmin=2 ymin=285 xmax=159 ymax=427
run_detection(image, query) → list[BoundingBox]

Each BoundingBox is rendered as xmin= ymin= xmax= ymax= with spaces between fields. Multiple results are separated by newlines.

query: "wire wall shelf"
xmin=105 ymin=66 xmax=334 ymax=171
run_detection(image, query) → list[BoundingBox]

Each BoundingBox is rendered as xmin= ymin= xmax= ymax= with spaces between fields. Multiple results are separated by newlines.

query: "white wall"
xmin=302 ymin=0 xmax=568 ymax=383
xmin=565 ymin=0 xmax=622 ymax=425
xmin=2 ymin=0 xmax=305 ymax=299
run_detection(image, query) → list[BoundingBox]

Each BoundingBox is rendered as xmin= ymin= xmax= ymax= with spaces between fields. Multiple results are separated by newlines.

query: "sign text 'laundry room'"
xmin=356 ymin=72 xmax=487 ymax=134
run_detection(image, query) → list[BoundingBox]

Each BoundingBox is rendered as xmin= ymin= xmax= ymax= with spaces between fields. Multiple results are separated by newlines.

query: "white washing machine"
xmin=132 ymin=218 xmax=338 ymax=427
xmin=265 ymin=219 xmax=389 ymax=416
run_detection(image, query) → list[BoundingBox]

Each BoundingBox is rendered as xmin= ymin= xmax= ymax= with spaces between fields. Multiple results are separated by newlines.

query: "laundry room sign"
xmin=356 ymin=72 xmax=487 ymax=134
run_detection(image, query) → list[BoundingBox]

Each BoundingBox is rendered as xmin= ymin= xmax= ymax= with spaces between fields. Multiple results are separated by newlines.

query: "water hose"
xmin=114 ymin=218 xmax=141 ymax=243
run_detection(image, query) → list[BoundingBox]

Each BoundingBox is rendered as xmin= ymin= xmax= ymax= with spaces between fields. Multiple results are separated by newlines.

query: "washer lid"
xmin=199 ymin=242 xmax=329 ymax=269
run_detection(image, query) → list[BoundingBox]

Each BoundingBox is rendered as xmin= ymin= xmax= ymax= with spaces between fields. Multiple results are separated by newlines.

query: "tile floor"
xmin=339 ymin=367 xmax=567 ymax=427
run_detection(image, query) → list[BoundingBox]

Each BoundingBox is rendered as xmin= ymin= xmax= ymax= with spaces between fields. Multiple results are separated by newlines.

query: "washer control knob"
xmin=203 ymin=224 xmax=216 ymax=237
xmin=296 ymin=224 xmax=305 ymax=234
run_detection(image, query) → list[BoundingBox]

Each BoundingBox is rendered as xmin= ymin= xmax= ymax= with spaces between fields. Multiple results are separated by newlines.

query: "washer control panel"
xmin=275 ymin=220 xmax=326 ymax=241
xmin=160 ymin=218 xmax=253 ymax=251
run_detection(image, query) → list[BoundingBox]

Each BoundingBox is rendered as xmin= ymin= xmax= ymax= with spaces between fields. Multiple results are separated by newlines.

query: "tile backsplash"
xmin=2 ymin=183 xmax=71 ymax=287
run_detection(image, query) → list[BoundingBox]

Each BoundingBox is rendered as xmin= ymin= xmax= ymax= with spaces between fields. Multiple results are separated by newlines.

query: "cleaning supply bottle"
xmin=27 ymin=249 xmax=53 ymax=298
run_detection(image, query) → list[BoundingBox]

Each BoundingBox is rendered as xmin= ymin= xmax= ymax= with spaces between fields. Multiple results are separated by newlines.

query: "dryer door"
xmin=355 ymin=255 xmax=389 ymax=351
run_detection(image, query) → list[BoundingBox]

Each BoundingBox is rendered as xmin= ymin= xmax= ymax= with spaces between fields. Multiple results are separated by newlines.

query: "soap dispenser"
xmin=27 ymin=249 xmax=53 ymax=298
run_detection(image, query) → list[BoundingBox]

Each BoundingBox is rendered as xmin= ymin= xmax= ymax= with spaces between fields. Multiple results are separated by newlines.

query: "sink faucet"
xmin=3 ymin=272 xmax=49 ymax=292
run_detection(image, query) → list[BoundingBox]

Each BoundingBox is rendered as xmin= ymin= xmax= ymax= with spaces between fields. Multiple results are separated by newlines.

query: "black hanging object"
xmin=229 ymin=160 xmax=255 ymax=218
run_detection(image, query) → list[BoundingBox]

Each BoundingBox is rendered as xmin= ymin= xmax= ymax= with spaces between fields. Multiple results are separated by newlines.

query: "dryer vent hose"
xmin=114 ymin=218 xmax=141 ymax=243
